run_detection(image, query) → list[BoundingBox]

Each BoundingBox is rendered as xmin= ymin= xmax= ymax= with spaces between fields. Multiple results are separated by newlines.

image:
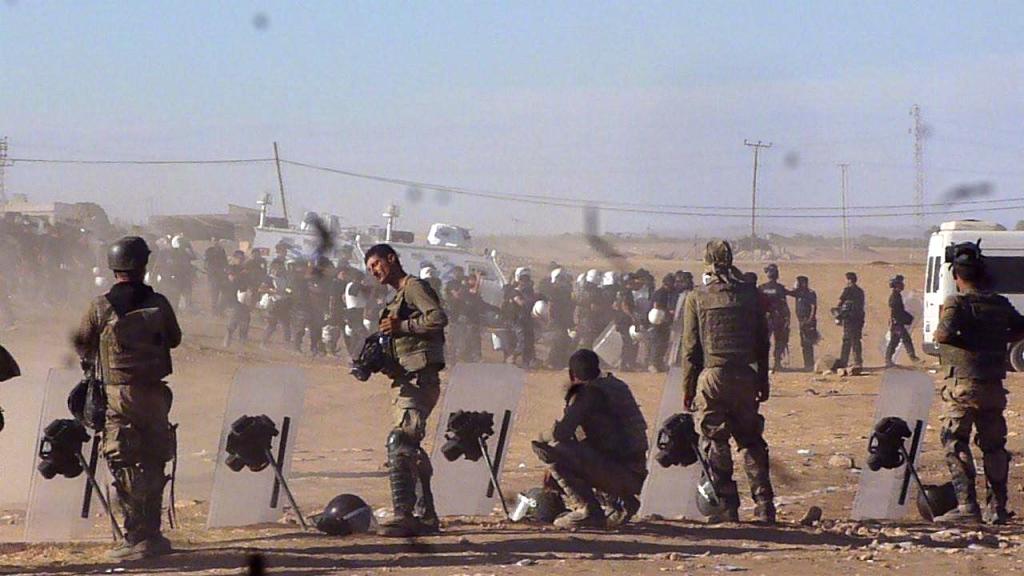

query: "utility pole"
xmin=0 ymin=137 xmax=10 ymax=204
xmin=744 ymin=140 xmax=772 ymax=239
xmin=838 ymin=163 xmax=850 ymax=261
xmin=910 ymin=105 xmax=924 ymax=224
xmin=273 ymin=142 xmax=290 ymax=223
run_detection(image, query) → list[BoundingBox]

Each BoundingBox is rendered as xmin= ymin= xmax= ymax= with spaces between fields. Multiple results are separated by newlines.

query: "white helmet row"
xmin=514 ymin=266 xmax=532 ymax=282
xmin=602 ymin=271 xmax=617 ymax=287
xmin=550 ymin=267 xmax=565 ymax=283
xmin=585 ymin=269 xmax=601 ymax=284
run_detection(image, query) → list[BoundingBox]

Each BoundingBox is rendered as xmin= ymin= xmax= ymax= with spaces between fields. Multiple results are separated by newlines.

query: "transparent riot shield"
xmin=851 ymin=369 xmax=933 ymax=521
xmin=0 ymin=374 xmax=47 ymax=507
xmin=430 ymin=363 xmax=525 ymax=517
xmin=593 ymin=323 xmax=623 ymax=368
xmin=668 ymin=292 xmax=688 ymax=365
xmin=637 ymin=367 xmax=703 ymax=520
xmin=207 ymin=365 xmax=307 ymax=528
xmin=24 ymin=368 xmax=112 ymax=542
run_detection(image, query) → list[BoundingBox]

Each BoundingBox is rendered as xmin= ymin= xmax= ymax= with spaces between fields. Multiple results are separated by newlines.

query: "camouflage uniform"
xmin=537 ymin=373 xmax=649 ymax=526
xmin=74 ymin=281 xmax=181 ymax=546
xmin=379 ymin=275 xmax=448 ymax=530
xmin=935 ymin=288 xmax=1024 ymax=521
xmin=682 ymin=241 xmax=774 ymax=521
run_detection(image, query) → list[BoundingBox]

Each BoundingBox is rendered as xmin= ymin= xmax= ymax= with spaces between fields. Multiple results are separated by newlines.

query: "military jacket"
xmin=552 ymin=373 xmax=649 ymax=462
xmin=380 ymin=275 xmax=448 ymax=372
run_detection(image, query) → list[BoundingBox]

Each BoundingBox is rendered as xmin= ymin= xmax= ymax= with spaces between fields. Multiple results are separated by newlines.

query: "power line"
xmin=744 ymin=140 xmax=772 ymax=237
xmin=8 ymin=157 xmax=274 ymax=165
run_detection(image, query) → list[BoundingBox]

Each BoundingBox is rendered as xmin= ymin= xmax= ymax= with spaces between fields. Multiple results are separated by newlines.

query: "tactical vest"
xmin=587 ymin=375 xmax=649 ymax=461
xmin=697 ymin=282 xmax=760 ymax=366
xmin=98 ymin=296 xmax=173 ymax=385
xmin=940 ymin=291 xmax=1016 ymax=380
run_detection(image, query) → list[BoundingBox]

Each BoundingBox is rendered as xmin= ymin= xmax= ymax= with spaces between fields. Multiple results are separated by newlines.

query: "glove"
xmin=756 ymin=380 xmax=771 ymax=403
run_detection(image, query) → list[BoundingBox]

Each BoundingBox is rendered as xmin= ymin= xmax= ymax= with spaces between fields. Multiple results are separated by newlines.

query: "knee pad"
xmin=387 ymin=429 xmax=418 ymax=460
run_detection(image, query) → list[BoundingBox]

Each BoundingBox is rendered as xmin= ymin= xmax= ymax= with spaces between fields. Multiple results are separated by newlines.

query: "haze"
xmin=3 ymin=1 xmax=1024 ymax=236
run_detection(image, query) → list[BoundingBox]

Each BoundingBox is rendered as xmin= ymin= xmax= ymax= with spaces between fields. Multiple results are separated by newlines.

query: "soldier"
xmin=681 ymin=240 xmax=775 ymax=523
xmin=575 ymin=269 xmax=606 ymax=349
xmin=789 ymin=276 xmax=819 ymax=371
xmin=365 ymin=243 xmax=448 ymax=537
xmin=758 ymin=264 xmax=791 ymax=372
xmin=532 ymin=349 xmax=648 ymax=529
xmin=73 ymin=236 xmax=181 ymax=560
xmin=614 ymin=274 xmax=639 ymax=371
xmin=933 ymin=242 xmax=1024 ymax=524
xmin=834 ymin=272 xmax=865 ymax=371
xmin=884 ymin=275 xmax=921 ymax=367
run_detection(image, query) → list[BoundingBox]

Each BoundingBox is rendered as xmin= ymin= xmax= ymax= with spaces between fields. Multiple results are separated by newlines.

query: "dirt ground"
xmin=2 ymin=242 xmax=1024 ymax=575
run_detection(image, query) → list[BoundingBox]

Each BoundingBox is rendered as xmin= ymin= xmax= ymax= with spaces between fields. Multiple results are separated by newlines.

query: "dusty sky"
xmin=3 ymin=1 xmax=1024 ymax=236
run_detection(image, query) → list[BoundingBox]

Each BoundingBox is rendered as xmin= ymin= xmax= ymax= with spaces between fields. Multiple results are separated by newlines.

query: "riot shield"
xmin=430 ymin=363 xmax=525 ymax=517
xmin=637 ymin=367 xmax=703 ymax=520
xmin=667 ymin=292 xmax=688 ymax=365
xmin=24 ymin=369 xmax=112 ymax=542
xmin=851 ymin=369 xmax=933 ymax=521
xmin=593 ymin=322 xmax=623 ymax=368
xmin=0 ymin=374 xmax=46 ymax=507
xmin=207 ymin=365 xmax=306 ymax=528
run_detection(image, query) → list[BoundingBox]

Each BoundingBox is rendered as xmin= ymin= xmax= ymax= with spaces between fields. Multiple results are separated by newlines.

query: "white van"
xmin=922 ymin=220 xmax=1024 ymax=370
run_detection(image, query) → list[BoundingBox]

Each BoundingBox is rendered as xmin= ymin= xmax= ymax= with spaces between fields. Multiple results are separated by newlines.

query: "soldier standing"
xmin=789 ymin=276 xmax=819 ymax=371
xmin=545 ymin=269 xmax=575 ymax=370
xmin=681 ymin=240 xmax=775 ymax=523
xmin=365 ymin=244 xmax=448 ymax=537
xmin=834 ymin=272 xmax=865 ymax=371
xmin=532 ymin=349 xmax=648 ymax=529
xmin=203 ymin=239 xmax=228 ymax=315
xmin=758 ymin=264 xmax=791 ymax=372
xmin=73 ymin=237 xmax=181 ymax=560
xmin=933 ymin=242 xmax=1024 ymax=524
xmin=884 ymin=274 xmax=921 ymax=366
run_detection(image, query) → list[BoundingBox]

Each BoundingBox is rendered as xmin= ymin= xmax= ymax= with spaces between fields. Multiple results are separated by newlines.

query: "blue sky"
xmin=3 ymin=1 xmax=1024 ymax=235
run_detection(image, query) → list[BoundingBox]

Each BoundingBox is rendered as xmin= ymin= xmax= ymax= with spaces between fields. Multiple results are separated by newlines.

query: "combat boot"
xmin=753 ymin=499 xmax=777 ymax=525
xmin=605 ymin=494 xmax=641 ymax=528
xmin=414 ymin=451 xmax=440 ymax=534
xmin=705 ymin=493 xmax=740 ymax=524
xmin=553 ymin=505 xmax=605 ymax=529
xmin=107 ymin=534 xmax=172 ymax=562
xmin=934 ymin=503 xmax=982 ymax=524
xmin=551 ymin=468 xmax=605 ymax=530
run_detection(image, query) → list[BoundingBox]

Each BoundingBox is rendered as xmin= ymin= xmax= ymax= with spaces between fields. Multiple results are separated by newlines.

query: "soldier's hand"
xmin=380 ymin=315 xmax=399 ymax=335
xmin=756 ymin=384 xmax=770 ymax=403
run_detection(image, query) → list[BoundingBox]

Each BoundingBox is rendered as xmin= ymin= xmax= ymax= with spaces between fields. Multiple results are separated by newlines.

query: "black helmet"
xmin=519 ymin=487 xmax=566 ymax=523
xmin=917 ymin=482 xmax=957 ymax=521
xmin=107 ymin=236 xmax=151 ymax=272
xmin=313 ymin=494 xmax=373 ymax=536
xmin=889 ymin=275 xmax=905 ymax=289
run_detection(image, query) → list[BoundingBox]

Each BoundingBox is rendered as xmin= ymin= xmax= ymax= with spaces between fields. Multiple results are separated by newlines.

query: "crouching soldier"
xmin=532 ymin=349 xmax=648 ymax=529
xmin=73 ymin=236 xmax=181 ymax=560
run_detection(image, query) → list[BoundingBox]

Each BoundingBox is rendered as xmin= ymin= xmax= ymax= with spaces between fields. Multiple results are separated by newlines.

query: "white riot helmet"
xmin=344 ymin=282 xmax=367 ymax=309
xmin=602 ymin=271 xmax=617 ymax=287
xmin=514 ymin=266 xmax=532 ymax=282
xmin=420 ymin=265 xmax=437 ymax=280
xmin=170 ymin=234 xmax=186 ymax=249
xmin=532 ymin=299 xmax=550 ymax=321
xmin=629 ymin=324 xmax=643 ymax=342
xmin=550 ymin=267 xmax=565 ymax=283
xmin=93 ymin=275 xmax=106 ymax=288
xmin=648 ymin=308 xmax=667 ymax=326
xmin=702 ymin=272 xmax=714 ymax=286
xmin=585 ymin=269 xmax=600 ymax=284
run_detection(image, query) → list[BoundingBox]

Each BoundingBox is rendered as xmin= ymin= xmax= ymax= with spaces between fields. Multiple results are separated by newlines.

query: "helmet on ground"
xmin=313 ymin=494 xmax=374 ymax=536
xmin=648 ymin=308 xmax=667 ymax=326
xmin=510 ymin=487 xmax=566 ymax=523
xmin=917 ymin=482 xmax=957 ymax=521
xmin=695 ymin=470 xmax=725 ymax=517
xmin=107 ymin=236 xmax=151 ymax=272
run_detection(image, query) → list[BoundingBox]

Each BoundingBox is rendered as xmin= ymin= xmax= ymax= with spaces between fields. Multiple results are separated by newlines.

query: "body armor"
xmin=939 ymin=291 xmax=1016 ymax=380
xmin=695 ymin=282 xmax=760 ymax=367
xmin=98 ymin=298 xmax=173 ymax=385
